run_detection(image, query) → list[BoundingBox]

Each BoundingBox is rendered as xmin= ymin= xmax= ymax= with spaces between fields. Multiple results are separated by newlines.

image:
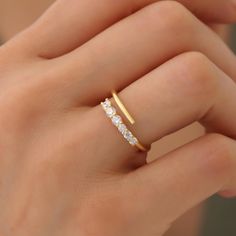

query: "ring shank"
xmin=112 ymin=90 xmax=135 ymax=125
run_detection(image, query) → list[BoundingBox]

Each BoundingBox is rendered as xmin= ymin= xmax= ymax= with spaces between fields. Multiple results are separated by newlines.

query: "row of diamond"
xmin=101 ymin=98 xmax=138 ymax=146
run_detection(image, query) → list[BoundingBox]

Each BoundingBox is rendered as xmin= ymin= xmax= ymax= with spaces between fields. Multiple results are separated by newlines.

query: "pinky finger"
xmin=126 ymin=133 xmax=236 ymax=226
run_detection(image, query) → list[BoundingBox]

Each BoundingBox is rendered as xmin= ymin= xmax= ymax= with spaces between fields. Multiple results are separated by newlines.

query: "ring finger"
xmin=90 ymin=51 xmax=236 ymax=159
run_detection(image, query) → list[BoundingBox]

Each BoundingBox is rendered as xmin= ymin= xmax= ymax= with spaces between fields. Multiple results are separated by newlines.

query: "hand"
xmin=0 ymin=1 xmax=236 ymax=235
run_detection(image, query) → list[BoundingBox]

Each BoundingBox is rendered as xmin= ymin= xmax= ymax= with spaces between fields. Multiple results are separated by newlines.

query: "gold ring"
xmin=101 ymin=98 xmax=149 ymax=152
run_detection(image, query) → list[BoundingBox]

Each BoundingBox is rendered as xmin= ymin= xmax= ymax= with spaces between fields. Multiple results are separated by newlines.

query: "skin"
xmin=0 ymin=2 xmax=205 ymax=236
xmin=0 ymin=2 xmax=215 ymax=236
xmin=0 ymin=0 xmax=236 ymax=235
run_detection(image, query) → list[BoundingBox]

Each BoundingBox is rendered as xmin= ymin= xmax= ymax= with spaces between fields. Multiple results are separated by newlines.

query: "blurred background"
xmin=0 ymin=1 xmax=235 ymax=236
xmin=199 ymin=27 xmax=236 ymax=236
xmin=200 ymin=26 xmax=236 ymax=236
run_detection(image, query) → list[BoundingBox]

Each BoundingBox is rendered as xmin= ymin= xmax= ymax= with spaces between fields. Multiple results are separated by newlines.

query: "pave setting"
xmin=101 ymin=99 xmax=138 ymax=146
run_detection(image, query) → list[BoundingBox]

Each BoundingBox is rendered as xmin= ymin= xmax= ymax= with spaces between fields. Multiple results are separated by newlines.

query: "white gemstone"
xmin=118 ymin=124 xmax=127 ymax=134
xmin=124 ymin=131 xmax=133 ymax=140
xmin=105 ymin=107 xmax=116 ymax=117
xmin=112 ymin=115 xmax=122 ymax=126
xmin=129 ymin=137 xmax=138 ymax=146
xmin=103 ymin=99 xmax=111 ymax=107
xmin=101 ymin=99 xmax=111 ymax=110
xmin=124 ymin=131 xmax=137 ymax=146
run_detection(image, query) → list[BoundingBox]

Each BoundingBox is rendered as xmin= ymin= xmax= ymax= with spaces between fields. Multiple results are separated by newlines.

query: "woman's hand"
xmin=0 ymin=1 xmax=236 ymax=235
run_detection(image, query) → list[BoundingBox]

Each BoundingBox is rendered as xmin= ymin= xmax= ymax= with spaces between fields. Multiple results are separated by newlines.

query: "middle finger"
xmin=49 ymin=1 xmax=236 ymax=106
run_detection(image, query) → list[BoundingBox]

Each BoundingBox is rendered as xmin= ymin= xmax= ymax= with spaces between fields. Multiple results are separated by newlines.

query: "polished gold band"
xmin=112 ymin=90 xmax=135 ymax=125
xmin=135 ymin=141 xmax=149 ymax=152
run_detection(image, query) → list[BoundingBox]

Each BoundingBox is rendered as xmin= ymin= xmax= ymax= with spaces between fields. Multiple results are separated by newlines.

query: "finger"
xmin=88 ymin=51 xmax=236 ymax=169
xmin=51 ymin=1 xmax=236 ymax=106
xmin=111 ymin=52 xmax=236 ymax=147
xmin=9 ymin=0 xmax=236 ymax=58
xmin=126 ymin=133 xmax=236 ymax=226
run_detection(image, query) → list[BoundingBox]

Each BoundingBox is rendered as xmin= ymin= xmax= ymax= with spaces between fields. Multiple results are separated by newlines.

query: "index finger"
xmin=12 ymin=0 xmax=236 ymax=58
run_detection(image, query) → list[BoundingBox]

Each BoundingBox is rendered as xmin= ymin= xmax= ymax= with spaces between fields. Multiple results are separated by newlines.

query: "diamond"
xmin=118 ymin=124 xmax=127 ymax=134
xmin=101 ymin=99 xmax=111 ymax=110
xmin=112 ymin=115 xmax=122 ymax=126
xmin=129 ymin=137 xmax=138 ymax=146
xmin=103 ymin=98 xmax=111 ymax=107
xmin=105 ymin=107 xmax=116 ymax=117
xmin=123 ymin=131 xmax=137 ymax=146
xmin=101 ymin=97 xmax=146 ymax=151
xmin=124 ymin=131 xmax=133 ymax=140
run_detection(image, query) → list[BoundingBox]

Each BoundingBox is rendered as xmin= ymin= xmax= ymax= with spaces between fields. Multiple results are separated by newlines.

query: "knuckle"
xmin=181 ymin=51 xmax=209 ymax=68
xmin=173 ymin=52 xmax=217 ymax=97
xmin=151 ymin=0 xmax=186 ymax=15
xmin=143 ymin=1 xmax=191 ymax=28
xmin=216 ymin=1 xmax=236 ymax=23
xmin=203 ymin=133 xmax=233 ymax=179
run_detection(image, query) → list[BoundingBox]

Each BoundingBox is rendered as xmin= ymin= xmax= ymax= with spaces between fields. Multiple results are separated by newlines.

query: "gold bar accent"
xmin=112 ymin=90 xmax=135 ymax=125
